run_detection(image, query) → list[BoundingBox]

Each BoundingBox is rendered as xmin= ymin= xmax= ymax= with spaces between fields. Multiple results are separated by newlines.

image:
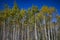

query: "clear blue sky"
xmin=0 ymin=0 xmax=60 ymax=14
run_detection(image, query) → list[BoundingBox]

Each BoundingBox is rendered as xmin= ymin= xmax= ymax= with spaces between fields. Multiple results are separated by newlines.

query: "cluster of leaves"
xmin=0 ymin=3 xmax=60 ymax=29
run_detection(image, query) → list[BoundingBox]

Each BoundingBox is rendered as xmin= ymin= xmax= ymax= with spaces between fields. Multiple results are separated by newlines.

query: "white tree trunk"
xmin=21 ymin=22 xmax=23 ymax=40
xmin=2 ymin=21 xmax=5 ymax=40
xmin=27 ymin=25 xmax=29 ymax=40
xmin=48 ymin=22 xmax=51 ymax=40
xmin=12 ymin=23 xmax=16 ymax=40
xmin=35 ymin=22 xmax=37 ymax=40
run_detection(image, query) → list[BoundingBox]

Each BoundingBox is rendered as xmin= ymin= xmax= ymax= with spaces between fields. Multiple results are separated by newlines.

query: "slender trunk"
xmin=12 ymin=21 xmax=16 ymax=40
xmin=15 ymin=21 xmax=16 ymax=40
xmin=40 ymin=23 xmax=44 ymax=40
xmin=35 ymin=22 xmax=38 ymax=40
xmin=19 ymin=23 xmax=22 ymax=40
xmin=23 ymin=24 xmax=25 ymax=40
xmin=34 ymin=14 xmax=38 ymax=40
xmin=44 ymin=16 xmax=47 ymax=40
xmin=15 ymin=23 xmax=17 ymax=40
xmin=2 ymin=21 xmax=5 ymax=40
xmin=14 ymin=19 xmax=17 ymax=40
xmin=5 ymin=19 xmax=9 ymax=40
xmin=21 ymin=22 xmax=24 ymax=40
xmin=52 ymin=23 xmax=54 ymax=40
xmin=27 ymin=25 xmax=29 ymax=40
xmin=55 ymin=25 xmax=58 ymax=40
xmin=48 ymin=21 xmax=51 ymax=40
xmin=38 ymin=23 xmax=41 ymax=40
xmin=17 ymin=24 xmax=20 ymax=40
xmin=6 ymin=21 xmax=9 ymax=40
xmin=51 ymin=26 xmax=53 ymax=40
xmin=44 ymin=24 xmax=47 ymax=40
xmin=9 ymin=22 xmax=13 ymax=40
xmin=53 ymin=22 xmax=56 ymax=40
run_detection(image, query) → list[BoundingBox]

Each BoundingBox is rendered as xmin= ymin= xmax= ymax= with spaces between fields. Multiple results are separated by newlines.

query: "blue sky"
xmin=0 ymin=0 xmax=60 ymax=14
